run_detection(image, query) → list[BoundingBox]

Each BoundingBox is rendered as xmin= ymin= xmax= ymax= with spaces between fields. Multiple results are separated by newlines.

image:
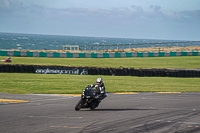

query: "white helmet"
xmin=96 ymin=78 xmax=103 ymax=84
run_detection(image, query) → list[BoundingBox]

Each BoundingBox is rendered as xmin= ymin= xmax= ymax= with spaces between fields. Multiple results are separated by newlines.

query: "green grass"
xmin=1 ymin=73 xmax=200 ymax=94
xmin=1 ymin=56 xmax=200 ymax=69
xmin=1 ymin=56 xmax=200 ymax=94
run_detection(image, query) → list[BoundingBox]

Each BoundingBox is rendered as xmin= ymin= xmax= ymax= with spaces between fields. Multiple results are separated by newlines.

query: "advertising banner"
xmin=35 ymin=67 xmax=88 ymax=75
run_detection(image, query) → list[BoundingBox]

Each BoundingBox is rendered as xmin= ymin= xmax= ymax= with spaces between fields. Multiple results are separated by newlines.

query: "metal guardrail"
xmin=64 ymin=41 xmax=200 ymax=51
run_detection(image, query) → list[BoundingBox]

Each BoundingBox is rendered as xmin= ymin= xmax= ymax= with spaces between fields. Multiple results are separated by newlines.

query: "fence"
xmin=66 ymin=41 xmax=200 ymax=51
xmin=0 ymin=50 xmax=200 ymax=58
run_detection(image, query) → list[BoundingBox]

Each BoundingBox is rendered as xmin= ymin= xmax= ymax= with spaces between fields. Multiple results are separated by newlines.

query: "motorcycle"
xmin=1 ymin=59 xmax=12 ymax=63
xmin=75 ymin=85 xmax=106 ymax=111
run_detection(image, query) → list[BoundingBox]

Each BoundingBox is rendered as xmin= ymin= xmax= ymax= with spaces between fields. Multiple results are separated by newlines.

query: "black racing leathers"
xmin=91 ymin=82 xmax=105 ymax=100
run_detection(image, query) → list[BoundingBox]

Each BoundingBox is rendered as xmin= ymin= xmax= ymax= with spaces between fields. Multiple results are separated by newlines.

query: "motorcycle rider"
xmin=5 ymin=57 xmax=12 ymax=62
xmin=90 ymin=78 xmax=106 ymax=100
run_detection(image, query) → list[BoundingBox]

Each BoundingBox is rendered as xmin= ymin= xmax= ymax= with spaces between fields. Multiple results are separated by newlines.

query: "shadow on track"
xmin=81 ymin=108 xmax=156 ymax=111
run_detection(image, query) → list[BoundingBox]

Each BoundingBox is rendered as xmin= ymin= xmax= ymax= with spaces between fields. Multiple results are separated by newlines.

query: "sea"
xmin=0 ymin=32 xmax=187 ymax=51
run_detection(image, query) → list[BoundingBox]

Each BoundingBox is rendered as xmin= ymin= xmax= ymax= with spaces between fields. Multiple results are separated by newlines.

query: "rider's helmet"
xmin=96 ymin=78 xmax=103 ymax=85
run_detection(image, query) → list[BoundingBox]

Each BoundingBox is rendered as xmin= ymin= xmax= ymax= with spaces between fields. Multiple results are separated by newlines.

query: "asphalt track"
xmin=1 ymin=92 xmax=200 ymax=133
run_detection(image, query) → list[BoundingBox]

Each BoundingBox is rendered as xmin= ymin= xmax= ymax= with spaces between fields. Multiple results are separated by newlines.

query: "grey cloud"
xmin=30 ymin=4 xmax=46 ymax=13
xmin=0 ymin=0 xmax=23 ymax=13
xmin=1 ymin=0 xmax=199 ymax=23
xmin=180 ymin=10 xmax=200 ymax=20
xmin=131 ymin=5 xmax=144 ymax=13
xmin=150 ymin=5 xmax=161 ymax=12
xmin=162 ymin=11 xmax=180 ymax=19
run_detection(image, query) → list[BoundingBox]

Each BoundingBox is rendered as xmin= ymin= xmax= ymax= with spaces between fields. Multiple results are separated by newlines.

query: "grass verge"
xmin=1 ymin=73 xmax=200 ymax=94
xmin=1 ymin=56 xmax=200 ymax=69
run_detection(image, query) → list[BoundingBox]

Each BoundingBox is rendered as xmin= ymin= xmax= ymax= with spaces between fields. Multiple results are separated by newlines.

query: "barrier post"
xmin=91 ymin=45 xmax=93 ymax=51
xmin=171 ymin=42 xmax=173 ymax=51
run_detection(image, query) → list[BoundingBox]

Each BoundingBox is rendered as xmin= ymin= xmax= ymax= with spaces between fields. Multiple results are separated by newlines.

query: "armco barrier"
xmin=1 ymin=50 xmax=200 ymax=58
xmin=0 ymin=64 xmax=200 ymax=77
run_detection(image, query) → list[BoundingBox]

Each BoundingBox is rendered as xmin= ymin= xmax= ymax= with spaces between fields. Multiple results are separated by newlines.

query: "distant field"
xmin=1 ymin=56 xmax=200 ymax=69
xmin=0 ymin=73 xmax=200 ymax=94
xmin=1 ymin=56 xmax=200 ymax=94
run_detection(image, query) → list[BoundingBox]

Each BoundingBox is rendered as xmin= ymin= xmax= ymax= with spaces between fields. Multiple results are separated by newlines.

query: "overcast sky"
xmin=0 ymin=0 xmax=200 ymax=40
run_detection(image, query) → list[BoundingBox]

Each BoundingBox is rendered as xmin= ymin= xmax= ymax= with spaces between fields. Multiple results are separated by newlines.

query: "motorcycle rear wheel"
xmin=75 ymin=99 xmax=84 ymax=111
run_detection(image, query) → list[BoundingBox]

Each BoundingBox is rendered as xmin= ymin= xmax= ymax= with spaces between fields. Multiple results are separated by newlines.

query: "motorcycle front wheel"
xmin=75 ymin=99 xmax=84 ymax=111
